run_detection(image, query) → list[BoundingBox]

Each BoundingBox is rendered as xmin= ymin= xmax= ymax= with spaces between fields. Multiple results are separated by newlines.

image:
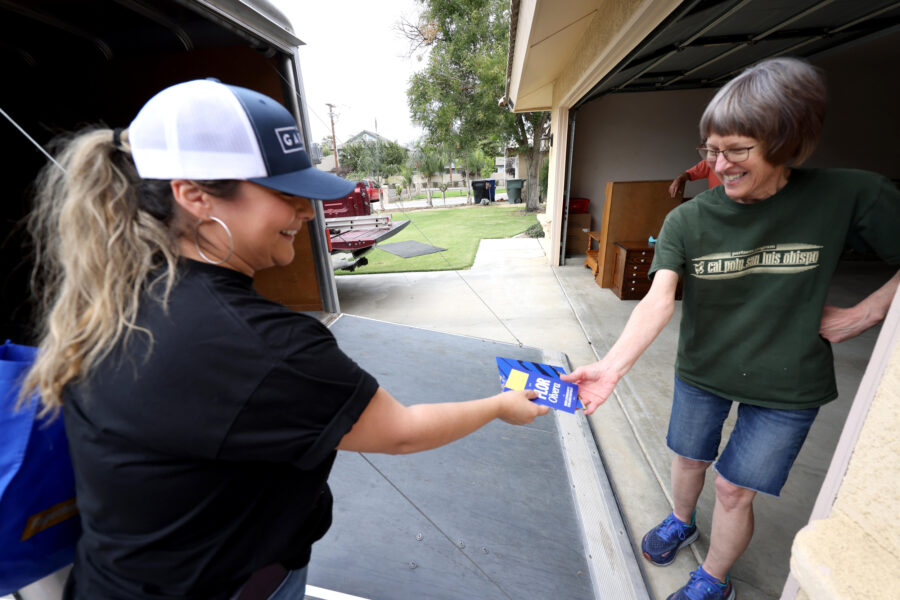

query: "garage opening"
xmin=555 ymin=1 xmax=900 ymax=596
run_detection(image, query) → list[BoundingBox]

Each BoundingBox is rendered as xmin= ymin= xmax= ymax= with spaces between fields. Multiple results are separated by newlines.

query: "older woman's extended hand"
xmin=560 ymin=362 xmax=620 ymax=415
xmin=561 ymin=270 xmax=679 ymax=416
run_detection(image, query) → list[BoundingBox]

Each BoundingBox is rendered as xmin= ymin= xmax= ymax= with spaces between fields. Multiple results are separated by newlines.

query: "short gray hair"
xmin=699 ymin=57 xmax=825 ymax=165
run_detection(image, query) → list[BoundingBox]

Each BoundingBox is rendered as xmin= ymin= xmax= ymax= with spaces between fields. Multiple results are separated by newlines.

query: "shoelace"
xmin=681 ymin=570 xmax=727 ymax=600
xmin=659 ymin=514 xmax=690 ymax=542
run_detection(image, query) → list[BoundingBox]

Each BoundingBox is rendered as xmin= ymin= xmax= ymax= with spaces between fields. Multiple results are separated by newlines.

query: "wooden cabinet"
xmin=610 ymin=242 xmax=683 ymax=300
xmin=611 ymin=242 xmax=654 ymax=300
xmin=592 ymin=180 xmax=680 ymax=288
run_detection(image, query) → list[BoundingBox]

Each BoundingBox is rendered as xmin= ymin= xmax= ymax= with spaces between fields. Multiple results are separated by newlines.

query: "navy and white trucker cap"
xmin=128 ymin=79 xmax=355 ymax=200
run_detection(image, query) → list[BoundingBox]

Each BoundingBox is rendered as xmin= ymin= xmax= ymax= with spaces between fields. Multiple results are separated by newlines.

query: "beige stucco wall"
xmin=790 ymin=337 xmax=900 ymax=598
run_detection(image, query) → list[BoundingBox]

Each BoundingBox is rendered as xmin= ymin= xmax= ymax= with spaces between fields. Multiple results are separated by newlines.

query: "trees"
xmin=339 ymin=140 xmax=408 ymax=184
xmin=404 ymin=0 xmax=506 ymax=155
xmin=378 ymin=140 xmax=409 ymax=180
xmin=338 ymin=142 xmax=368 ymax=176
xmin=419 ymin=151 xmax=444 ymax=208
xmin=399 ymin=166 xmax=415 ymax=200
xmin=515 ymin=112 xmax=550 ymax=211
xmin=403 ymin=0 xmax=549 ymax=211
xmin=539 ymin=153 xmax=550 ymax=203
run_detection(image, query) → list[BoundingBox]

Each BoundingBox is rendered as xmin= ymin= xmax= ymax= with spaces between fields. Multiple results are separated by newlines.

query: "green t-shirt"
xmin=650 ymin=168 xmax=900 ymax=409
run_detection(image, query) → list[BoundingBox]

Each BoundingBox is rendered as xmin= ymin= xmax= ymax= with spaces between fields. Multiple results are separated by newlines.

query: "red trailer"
xmin=322 ymin=181 xmax=408 ymax=271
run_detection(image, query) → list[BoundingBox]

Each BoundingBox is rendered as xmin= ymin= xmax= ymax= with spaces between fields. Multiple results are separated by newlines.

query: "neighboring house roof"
xmin=344 ymin=129 xmax=395 ymax=146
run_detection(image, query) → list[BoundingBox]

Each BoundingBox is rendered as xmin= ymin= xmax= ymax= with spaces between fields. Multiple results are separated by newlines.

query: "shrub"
xmin=525 ymin=222 xmax=545 ymax=238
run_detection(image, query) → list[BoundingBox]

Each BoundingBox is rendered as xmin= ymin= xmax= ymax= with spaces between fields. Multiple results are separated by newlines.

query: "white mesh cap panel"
xmin=128 ymin=80 xmax=268 ymax=180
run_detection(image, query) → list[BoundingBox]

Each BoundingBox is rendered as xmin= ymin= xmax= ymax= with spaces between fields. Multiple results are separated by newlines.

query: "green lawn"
xmin=337 ymin=203 xmax=537 ymax=275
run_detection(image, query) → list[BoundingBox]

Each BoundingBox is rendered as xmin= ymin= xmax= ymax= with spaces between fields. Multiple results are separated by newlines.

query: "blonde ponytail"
xmin=21 ymin=127 xmax=180 ymax=416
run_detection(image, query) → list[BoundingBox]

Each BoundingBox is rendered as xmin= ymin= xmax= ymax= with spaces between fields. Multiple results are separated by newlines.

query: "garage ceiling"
xmin=577 ymin=0 xmax=900 ymax=106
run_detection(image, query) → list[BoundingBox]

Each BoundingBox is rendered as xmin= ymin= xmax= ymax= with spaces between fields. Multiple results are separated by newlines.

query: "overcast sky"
xmin=269 ymin=0 xmax=426 ymax=148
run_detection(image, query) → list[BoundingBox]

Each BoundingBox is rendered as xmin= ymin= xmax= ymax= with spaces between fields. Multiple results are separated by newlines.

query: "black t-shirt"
xmin=62 ymin=260 xmax=378 ymax=599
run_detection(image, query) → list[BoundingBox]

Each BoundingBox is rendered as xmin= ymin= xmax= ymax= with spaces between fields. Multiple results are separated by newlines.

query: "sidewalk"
xmin=377 ymin=189 xmax=509 ymax=211
xmin=336 ymin=237 xmax=889 ymax=599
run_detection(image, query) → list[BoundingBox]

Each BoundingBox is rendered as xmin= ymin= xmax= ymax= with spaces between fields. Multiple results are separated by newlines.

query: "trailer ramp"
xmin=316 ymin=315 xmax=649 ymax=600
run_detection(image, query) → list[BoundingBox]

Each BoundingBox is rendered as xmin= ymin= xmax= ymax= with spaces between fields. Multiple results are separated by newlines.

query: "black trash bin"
xmin=471 ymin=180 xmax=490 ymax=204
xmin=506 ymin=178 xmax=525 ymax=203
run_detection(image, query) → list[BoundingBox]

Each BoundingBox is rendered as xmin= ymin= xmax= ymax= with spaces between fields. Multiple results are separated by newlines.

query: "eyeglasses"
xmin=697 ymin=145 xmax=755 ymax=163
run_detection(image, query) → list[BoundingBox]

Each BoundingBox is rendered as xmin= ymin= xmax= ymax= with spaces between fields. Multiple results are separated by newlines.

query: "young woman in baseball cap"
xmin=21 ymin=80 xmax=547 ymax=599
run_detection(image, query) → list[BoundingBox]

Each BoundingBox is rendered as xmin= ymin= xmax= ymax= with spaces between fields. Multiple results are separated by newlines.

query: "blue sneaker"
xmin=641 ymin=511 xmax=698 ymax=565
xmin=667 ymin=566 xmax=735 ymax=600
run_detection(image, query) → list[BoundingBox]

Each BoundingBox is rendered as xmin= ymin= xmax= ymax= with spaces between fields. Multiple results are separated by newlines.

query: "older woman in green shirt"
xmin=564 ymin=57 xmax=900 ymax=600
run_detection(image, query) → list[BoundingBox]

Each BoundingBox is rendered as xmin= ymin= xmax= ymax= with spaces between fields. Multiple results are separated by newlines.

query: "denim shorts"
xmin=666 ymin=376 xmax=819 ymax=496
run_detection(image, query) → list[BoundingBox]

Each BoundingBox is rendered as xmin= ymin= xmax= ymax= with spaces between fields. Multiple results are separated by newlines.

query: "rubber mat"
xmin=377 ymin=240 xmax=446 ymax=257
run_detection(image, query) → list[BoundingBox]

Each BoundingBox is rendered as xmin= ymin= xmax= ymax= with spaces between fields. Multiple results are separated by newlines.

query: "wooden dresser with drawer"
xmin=610 ymin=242 xmax=654 ymax=300
xmin=610 ymin=241 xmax=683 ymax=300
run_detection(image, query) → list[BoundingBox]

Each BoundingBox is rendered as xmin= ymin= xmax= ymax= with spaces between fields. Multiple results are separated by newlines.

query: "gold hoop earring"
xmin=194 ymin=217 xmax=234 ymax=265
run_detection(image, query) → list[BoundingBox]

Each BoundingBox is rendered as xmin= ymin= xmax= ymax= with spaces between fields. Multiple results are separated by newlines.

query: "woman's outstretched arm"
xmin=338 ymin=386 xmax=546 ymax=455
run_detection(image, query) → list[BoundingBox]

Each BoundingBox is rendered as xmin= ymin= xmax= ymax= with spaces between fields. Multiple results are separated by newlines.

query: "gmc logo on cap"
xmin=275 ymin=127 xmax=304 ymax=154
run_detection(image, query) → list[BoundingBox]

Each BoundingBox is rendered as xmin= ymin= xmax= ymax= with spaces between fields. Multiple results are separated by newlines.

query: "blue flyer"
xmin=495 ymin=357 xmax=581 ymax=413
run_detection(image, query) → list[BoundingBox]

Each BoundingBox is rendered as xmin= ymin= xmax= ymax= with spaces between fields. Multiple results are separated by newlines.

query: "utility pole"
xmin=326 ymin=103 xmax=339 ymax=169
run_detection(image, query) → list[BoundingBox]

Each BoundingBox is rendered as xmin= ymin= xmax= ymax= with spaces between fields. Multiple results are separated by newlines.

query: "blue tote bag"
xmin=0 ymin=340 xmax=80 ymax=595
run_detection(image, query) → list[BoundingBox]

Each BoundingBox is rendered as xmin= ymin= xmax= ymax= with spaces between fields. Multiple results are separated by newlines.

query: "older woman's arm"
xmin=561 ymin=269 xmax=679 ymax=415
xmin=820 ymin=269 xmax=900 ymax=343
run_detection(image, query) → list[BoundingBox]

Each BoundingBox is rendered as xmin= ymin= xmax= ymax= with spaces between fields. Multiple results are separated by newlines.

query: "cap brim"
xmin=249 ymin=168 xmax=356 ymax=200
